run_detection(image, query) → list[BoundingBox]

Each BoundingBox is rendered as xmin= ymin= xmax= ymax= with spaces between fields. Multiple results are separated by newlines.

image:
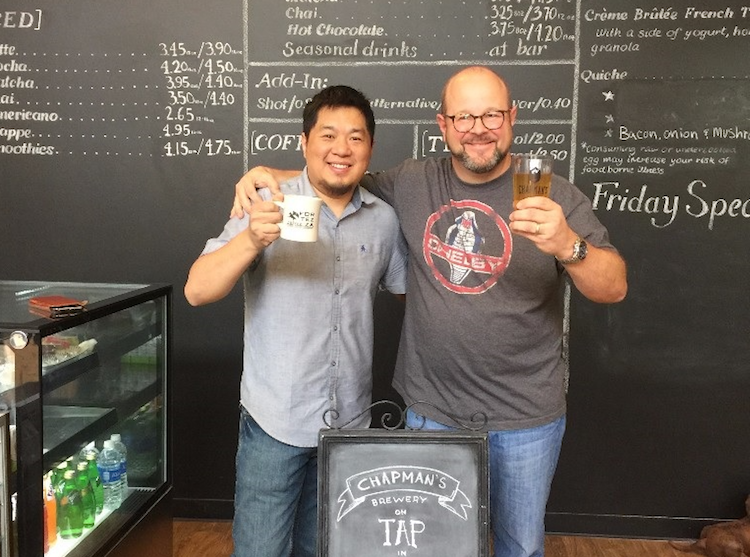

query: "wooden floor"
xmin=172 ymin=520 xmax=692 ymax=557
xmin=173 ymin=521 xmax=234 ymax=557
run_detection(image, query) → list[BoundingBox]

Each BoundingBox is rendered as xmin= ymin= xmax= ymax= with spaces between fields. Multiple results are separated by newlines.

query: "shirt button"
xmin=334 ymin=289 xmax=340 ymax=295
xmin=331 ymin=361 xmax=337 ymax=367
xmin=336 ymin=256 xmax=341 ymax=261
xmin=333 ymin=325 xmax=338 ymax=331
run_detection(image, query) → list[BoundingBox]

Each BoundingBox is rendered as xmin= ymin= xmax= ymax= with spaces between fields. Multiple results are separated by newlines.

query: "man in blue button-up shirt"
xmin=185 ymin=85 xmax=408 ymax=557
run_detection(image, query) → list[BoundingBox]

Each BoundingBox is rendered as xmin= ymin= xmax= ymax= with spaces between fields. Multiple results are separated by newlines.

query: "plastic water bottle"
xmin=78 ymin=441 xmax=99 ymax=463
xmin=110 ymin=433 xmax=128 ymax=497
xmin=97 ymin=440 xmax=122 ymax=510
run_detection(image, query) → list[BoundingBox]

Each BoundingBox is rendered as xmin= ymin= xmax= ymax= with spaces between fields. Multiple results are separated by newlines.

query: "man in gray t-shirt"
xmin=362 ymin=157 xmax=616 ymax=434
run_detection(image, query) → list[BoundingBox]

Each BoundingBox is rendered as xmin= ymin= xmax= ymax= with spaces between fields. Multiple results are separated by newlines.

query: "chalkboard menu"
xmin=552 ymin=0 xmax=750 ymax=537
xmin=1 ymin=0 xmax=749 ymax=537
xmin=318 ymin=430 xmax=489 ymax=557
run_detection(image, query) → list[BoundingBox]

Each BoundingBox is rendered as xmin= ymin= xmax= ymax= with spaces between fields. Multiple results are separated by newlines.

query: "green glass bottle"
xmin=86 ymin=453 xmax=104 ymax=515
xmin=53 ymin=461 xmax=69 ymax=533
xmin=59 ymin=470 xmax=84 ymax=539
xmin=51 ymin=461 xmax=68 ymax=491
xmin=76 ymin=462 xmax=96 ymax=528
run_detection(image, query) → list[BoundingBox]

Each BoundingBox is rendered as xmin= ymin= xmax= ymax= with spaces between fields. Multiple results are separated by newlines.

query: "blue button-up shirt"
xmin=202 ymin=169 xmax=407 ymax=447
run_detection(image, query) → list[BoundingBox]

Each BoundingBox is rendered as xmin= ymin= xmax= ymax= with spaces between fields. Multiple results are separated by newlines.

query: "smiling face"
xmin=437 ymin=67 xmax=517 ymax=184
xmin=301 ymin=106 xmax=373 ymax=200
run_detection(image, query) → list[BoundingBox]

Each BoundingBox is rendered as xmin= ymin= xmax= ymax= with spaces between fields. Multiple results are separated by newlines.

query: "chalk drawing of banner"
xmin=336 ymin=465 xmax=473 ymax=522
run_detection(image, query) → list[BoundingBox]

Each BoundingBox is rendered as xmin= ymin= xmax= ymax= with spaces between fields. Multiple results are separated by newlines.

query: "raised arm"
xmin=230 ymin=166 xmax=302 ymax=218
xmin=558 ymin=243 xmax=627 ymax=303
xmin=185 ymin=199 xmax=284 ymax=306
xmin=510 ymin=196 xmax=627 ymax=304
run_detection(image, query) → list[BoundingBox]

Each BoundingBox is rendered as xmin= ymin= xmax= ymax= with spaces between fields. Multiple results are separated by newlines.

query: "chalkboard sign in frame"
xmin=318 ymin=429 xmax=489 ymax=557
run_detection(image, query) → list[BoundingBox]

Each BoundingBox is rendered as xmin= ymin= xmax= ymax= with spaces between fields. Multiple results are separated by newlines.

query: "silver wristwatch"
xmin=556 ymin=236 xmax=588 ymax=264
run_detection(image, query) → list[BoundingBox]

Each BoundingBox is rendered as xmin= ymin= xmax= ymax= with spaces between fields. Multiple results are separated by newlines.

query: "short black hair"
xmin=302 ymin=85 xmax=375 ymax=143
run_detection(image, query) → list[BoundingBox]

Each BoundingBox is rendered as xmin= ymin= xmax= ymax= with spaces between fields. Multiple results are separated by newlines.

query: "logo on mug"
xmin=287 ymin=210 xmax=315 ymax=229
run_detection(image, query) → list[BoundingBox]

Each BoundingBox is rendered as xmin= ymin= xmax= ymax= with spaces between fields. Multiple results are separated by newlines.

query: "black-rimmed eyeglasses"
xmin=443 ymin=110 xmax=511 ymax=133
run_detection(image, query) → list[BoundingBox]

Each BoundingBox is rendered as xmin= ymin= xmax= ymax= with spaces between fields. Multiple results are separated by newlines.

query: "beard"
xmin=312 ymin=178 xmax=357 ymax=199
xmin=449 ymin=137 xmax=508 ymax=175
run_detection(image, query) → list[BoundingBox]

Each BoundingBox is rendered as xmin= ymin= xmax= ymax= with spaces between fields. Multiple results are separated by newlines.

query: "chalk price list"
xmin=159 ymin=41 xmax=242 ymax=157
xmin=487 ymin=0 xmax=575 ymax=58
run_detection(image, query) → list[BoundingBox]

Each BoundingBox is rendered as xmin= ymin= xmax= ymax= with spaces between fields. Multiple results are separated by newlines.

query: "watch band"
xmin=556 ymin=237 xmax=587 ymax=265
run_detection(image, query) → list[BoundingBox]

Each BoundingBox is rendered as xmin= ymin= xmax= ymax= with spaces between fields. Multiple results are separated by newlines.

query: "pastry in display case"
xmin=0 ymin=281 xmax=172 ymax=557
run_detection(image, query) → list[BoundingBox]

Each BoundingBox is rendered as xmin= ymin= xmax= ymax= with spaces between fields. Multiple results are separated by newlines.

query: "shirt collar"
xmin=295 ymin=167 xmax=372 ymax=215
xmin=357 ymin=185 xmax=380 ymax=207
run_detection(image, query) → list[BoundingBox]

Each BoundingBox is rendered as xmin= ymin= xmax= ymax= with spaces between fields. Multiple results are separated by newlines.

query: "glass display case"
xmin=0 ymin=281 xmax=171 ymax=557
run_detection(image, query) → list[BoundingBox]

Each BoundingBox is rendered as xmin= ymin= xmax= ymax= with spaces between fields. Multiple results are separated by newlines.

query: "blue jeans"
xmin=232 ymin=406 xmax=318 ymax=557
xmin=406 ymin=410 xmax=566 ymax=557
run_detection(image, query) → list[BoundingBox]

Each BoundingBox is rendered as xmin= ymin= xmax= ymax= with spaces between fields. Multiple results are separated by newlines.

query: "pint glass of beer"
xmin=512 ymin=154 xmax=553 ymax=206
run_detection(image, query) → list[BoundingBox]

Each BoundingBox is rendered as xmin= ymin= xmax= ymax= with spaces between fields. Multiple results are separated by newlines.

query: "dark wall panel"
xmin=1 ymin=0 xmax=748 ymax=536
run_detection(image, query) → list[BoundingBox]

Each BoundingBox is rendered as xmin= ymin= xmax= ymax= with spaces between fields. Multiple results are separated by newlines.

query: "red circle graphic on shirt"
xmin=422 ymin=199 xmax=513 ymax=294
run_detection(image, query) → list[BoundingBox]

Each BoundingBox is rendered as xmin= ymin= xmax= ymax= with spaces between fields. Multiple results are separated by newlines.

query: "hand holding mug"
xmin=273 ymin=195 xmax=323 ymax=243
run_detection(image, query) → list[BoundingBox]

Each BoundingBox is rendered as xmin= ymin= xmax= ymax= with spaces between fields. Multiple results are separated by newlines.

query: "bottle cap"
xmin=103 ymin=439 xmax=114 ymax=449
xmin=111 ymin=433 xmax=121 ymax=442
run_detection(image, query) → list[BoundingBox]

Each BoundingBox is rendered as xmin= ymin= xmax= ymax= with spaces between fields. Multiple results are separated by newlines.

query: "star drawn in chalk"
xmin=603 ymin=91 xmax=615 ymax=101
xmin=605 ymin=114 xmax=615 ymax=123
xmin=605 ymin=129 xmax=613 ymax=138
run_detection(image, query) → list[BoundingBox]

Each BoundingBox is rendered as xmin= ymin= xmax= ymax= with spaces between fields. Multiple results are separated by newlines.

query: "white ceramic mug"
xmin=274 ymin=195 xmax=324 ymax=242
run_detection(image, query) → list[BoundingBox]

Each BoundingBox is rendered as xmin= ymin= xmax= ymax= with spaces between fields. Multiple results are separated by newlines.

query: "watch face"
xmin=578 ymin=239 xmax=588 ymax=260
xmin=556 ymin=237 xmax=587 ymax=264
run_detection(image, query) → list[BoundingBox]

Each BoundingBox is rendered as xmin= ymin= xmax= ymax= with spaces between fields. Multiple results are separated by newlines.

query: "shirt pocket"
xmin=340 ymin=238 xmax=389 ymax=294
